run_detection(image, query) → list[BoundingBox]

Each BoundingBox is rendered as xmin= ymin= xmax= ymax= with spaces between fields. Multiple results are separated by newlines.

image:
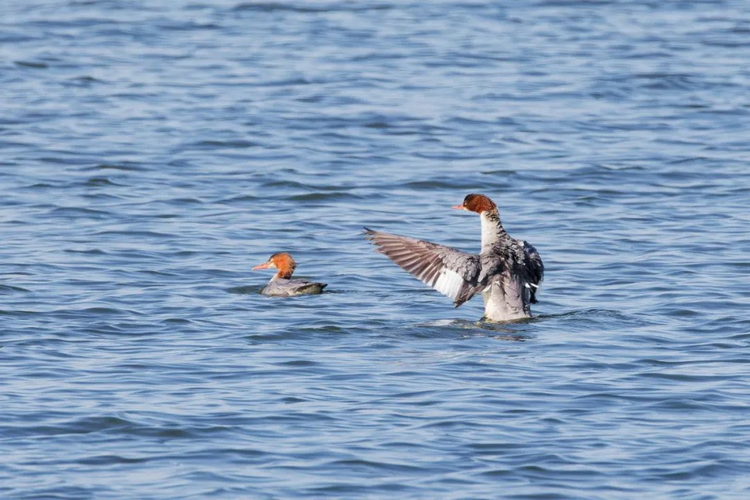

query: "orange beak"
xmin=452 ymin=205 xmax=467 ymax=210
xmin=252 ymin=262 xmax=272 ymax=271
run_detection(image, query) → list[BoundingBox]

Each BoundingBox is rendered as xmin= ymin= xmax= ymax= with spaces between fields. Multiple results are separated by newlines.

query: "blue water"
xmin=2 ymin=0 xmax=749 ymax=498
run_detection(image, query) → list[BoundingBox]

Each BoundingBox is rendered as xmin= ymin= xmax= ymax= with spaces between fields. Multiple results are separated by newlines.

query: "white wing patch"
xmin=433 ymin=267 xmax=466 ymax=302
xmin=364 ymin=228 xmax=483 ymax=307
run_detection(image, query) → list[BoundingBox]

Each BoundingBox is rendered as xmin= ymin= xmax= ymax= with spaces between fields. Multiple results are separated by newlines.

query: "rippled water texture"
xmin=2 ymin=0 xmax=750 ymax=498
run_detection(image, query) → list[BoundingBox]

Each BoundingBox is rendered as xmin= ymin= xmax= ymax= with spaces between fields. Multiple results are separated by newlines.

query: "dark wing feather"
xmin=522 ymin=241 xmax=544 ymax=303
xmin=364 ymin=228 xmax=482 ymax=307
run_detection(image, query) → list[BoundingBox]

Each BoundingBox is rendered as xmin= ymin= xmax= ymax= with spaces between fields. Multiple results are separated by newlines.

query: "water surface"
xmin=1 ymin=0 xmax=749 ymax=498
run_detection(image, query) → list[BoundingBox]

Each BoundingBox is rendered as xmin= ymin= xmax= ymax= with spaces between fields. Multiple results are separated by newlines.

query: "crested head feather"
xmin=462 ymin=194 xmax=497 ymax=214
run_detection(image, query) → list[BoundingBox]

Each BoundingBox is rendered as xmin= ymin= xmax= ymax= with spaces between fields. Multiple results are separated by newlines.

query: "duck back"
xmin=261 ymin=278 xmax=327 ymax=297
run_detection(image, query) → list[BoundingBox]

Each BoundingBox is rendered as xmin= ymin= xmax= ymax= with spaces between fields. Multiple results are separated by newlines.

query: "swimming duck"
xmin=253 ymin=252 xmax=327 ymax=296
xmin=365 ymin=193 xmax=544 ymax=322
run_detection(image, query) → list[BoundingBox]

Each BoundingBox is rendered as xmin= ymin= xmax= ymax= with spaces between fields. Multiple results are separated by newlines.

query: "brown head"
xmin=252 ymin=252 xmax=297 ymax=279
xmin=452 ymin=193 xmax=497 ymax=214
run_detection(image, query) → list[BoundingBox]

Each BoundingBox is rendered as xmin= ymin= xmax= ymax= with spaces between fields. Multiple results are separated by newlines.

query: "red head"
xmin=252 ymin=252 xmax=297 ymax=279
xmin=452 ymin=193 xmax=497 ymax=214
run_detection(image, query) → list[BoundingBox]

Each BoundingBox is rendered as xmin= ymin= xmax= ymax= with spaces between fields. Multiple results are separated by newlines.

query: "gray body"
xmin=476 ymin=210 xmax=542 ymax=321
xmin=261 ymin=277 xmax=327 ymax=297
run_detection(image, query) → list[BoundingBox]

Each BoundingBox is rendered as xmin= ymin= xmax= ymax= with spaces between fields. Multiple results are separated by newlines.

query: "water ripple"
xmin=1 ymin=0 xmax=749 ymax=498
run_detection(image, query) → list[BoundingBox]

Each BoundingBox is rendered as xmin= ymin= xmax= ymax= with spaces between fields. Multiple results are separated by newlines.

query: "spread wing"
xmin=364 ymin=228 xmax=482 ymax=307
xmin=522 ymin=241 xmax=544 ymax=303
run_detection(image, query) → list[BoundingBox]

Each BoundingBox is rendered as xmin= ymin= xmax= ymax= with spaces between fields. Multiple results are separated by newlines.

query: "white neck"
xmin=480 ymin=211 xmax=503 ymax=250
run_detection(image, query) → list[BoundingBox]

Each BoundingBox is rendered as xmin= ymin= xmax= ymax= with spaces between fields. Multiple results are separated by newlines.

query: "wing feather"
xmin=364 ymin=228 xmax=482 ymax=307
xmin=522 ymin=241 xmax=544 ymax=303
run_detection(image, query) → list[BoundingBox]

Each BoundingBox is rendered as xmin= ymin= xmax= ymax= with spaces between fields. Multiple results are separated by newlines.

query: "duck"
xmin=364 ymin=193 xmax=544 ymax=322
xmin=252 ymin=252 xmax=327 ymax=297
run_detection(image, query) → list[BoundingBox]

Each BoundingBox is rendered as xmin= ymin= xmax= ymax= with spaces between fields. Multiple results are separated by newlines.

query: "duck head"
xmin=253 ymin=252 xmax=297 ymax=279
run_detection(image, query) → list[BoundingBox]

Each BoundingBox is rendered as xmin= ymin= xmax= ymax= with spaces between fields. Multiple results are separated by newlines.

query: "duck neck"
xmin=480 ymin=209 xmax=508 ymax=250
xmin=274 ymin=268 xmax=294 ymax=280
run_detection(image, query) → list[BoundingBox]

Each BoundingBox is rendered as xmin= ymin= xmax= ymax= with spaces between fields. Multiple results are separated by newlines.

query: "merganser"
xmin=364 ymin=193 xmax=544 ymax=322
xmin=252 ymin=252 xmax=327 ymax=297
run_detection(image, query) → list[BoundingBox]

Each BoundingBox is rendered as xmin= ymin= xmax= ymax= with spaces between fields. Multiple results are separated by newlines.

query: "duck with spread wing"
xmin=364 ymin=194 xmax=544 ymax=322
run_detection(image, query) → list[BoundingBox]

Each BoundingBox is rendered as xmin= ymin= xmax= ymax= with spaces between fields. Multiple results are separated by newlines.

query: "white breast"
xmin=481 ymin=279 xmax=531 ymax=322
